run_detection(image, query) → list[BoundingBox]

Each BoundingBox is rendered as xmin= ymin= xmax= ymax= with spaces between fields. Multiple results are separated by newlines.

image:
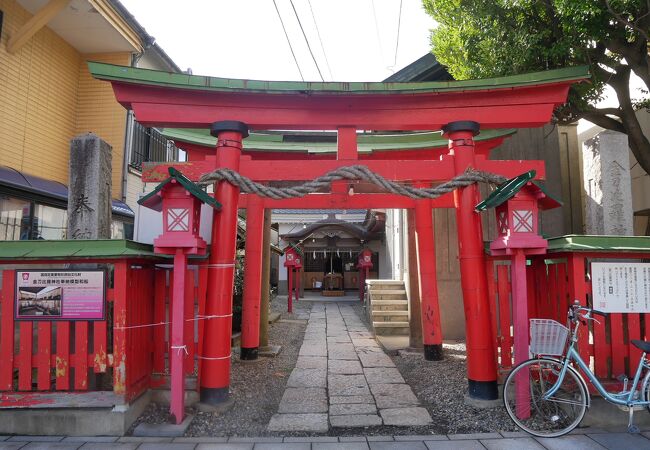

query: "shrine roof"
xmin=162 ymin=128 xmax=517 ymax=153
xmin=0 ymin=240 xmax=160 ymax=261
xmin=546 ymin=235 xmax=650 ymax=253
xmin=475 ymin=170 xmax=561 ymax=211
xmin=138 ymin=167 xmax=220 ymax=212
xmin=89 ymin=62 xmax=589 ymax=95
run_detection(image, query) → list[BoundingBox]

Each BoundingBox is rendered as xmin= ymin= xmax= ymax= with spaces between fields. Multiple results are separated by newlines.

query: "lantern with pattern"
xmin=476 ymin=170 xmax=561 ymax=256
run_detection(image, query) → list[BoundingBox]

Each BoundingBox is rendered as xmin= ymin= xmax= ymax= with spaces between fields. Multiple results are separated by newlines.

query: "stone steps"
xmin=366 ymin=280 xmax=409 ymax=336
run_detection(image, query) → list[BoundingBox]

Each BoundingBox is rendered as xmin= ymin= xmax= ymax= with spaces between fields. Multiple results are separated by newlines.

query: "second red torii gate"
xmin=90 ymin=61 xmax=589 ymax=405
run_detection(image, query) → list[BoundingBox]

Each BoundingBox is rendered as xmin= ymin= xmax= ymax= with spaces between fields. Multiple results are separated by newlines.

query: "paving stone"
xmin=62 ymin=437 xmax=119 ymax=443
xmin=380 ymin=407 xmax=432 ymax=425
xmin=480 ymin=437 xmax=545 ymax=450
xmin=330 ymin=402 xmax=378 ymax=415
xmin=287 ymin=368 xmax=327 ymax=388
xmin=295 ymin=356 xmax=328 ymax=369
xmin=138 ymin=444 xmax=196 ymax=450
xmin=370 ymin=384 xmax=419 ymax=408
xmin=228 ymin=437 xmax=284 ymax=443
xmin=358 ymin=352 xmax=395 ymax=368
xmin=283 ymin=437 xmax=338 ymax=442
xmin=279 ymin=387 xmax=328 ymax=413
xmin=0 ymin=444 xmax=29 ymax=450
xmin=8 ymin=437 xmax=64 ymax=442
xmin=327 ymin=336 xmax=352 ymax=343
xmin=299 ymin=343 xmax=327 ymax=357
xmin=329 ymin=346 xmax=360 ymax=360
xmin=588 ymin=433 xmax=650 ymax=449
xmin=352 ymin=338 xmax=379 ymax=347
xmin=254 ymin=444 xmax=309 ymax=450
xmin=330 ymin=414 xmax=383 ymax=428
xmin=21 ymin=444 xmax=81 ymax=450
xmin=118 ymin=437 xmax=174 ymax=443
xmin=79 ymin=445 xmax=138 ymax=450
xmin=196 ymin=445 xmax=253 ymax=450
xmin=338 ymin=437 xmax=368 ymax=442
xmin=369 ymin=442 xmax=426 ymax=449
xmin=328 ymin=374 xmax=371 ymax=396
xmin=498 ymin=431 xmax=529 ymax=438
xmin=366 ymin=436 xmax=394 ymax=442
xmin=313 ymin=444 xmax=369 ymax=450
xmin=364 ymin=367 xmax=405 ymax=384
xmin=329 ymin=359 xmax=363 ymax=374
xmin=173 ymin=438 xmax=229 ymax=443
xmin=534 ymin=435 xmax=607 ymax=450
xmin=394 ymin=435 xmax=448 ymax=441
xmin=447 ymin=433 xmax=501 ymax=440
xmin=330 ymin=395 xmax=376 ymax=404
xmin=267 ymin=413 xmax=329 ymax=432
xmin=424 ymin=441 xmax=484 ymax=450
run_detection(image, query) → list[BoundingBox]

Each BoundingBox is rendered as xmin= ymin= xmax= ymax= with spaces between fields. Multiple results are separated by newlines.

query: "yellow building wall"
xmin=0 ymin=0 xmax=80 ymax=186
xmin=0 ymin=0 xmax=132 ymax=199
xmin=76 ymin=52 xmax=131 ymax=199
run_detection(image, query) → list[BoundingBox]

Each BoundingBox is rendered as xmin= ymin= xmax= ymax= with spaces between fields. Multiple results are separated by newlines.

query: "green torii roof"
xmin=546 ymin=235 xmax=650 ymax=253
xmin=162 ymin=128 xmax=517 ymax=154
xmin=138 ymin=167 xmax=221 ymax=212
xmin=475 ymin=170 xmax=562 ymax=212
xmin=0 ymin=239 xmax=162 ymax=261
xmin=88 ymin=62 xmax=589 ymax=95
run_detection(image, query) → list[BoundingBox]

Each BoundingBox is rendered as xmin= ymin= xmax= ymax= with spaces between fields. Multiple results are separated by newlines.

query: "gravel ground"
xmin=393 ymin=341 xmax=517 ymax=434
xmin=131 ymin=297 xmax=516 ymax=437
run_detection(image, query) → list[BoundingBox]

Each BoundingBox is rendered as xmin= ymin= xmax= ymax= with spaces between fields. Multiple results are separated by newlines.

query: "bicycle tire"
xmin=503 ymin=357 xmax=588 ymax=437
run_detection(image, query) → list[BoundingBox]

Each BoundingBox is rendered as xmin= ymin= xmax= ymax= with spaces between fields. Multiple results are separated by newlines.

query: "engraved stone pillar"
xmin=583 ymin=130 xmax=633 ymax=236
xmin=67 ymin=133 xmax=112 ymax=239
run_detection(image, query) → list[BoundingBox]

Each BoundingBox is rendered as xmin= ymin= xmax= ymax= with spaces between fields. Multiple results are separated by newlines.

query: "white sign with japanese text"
xmin=591 ymin=262 xmax=650 ymax=313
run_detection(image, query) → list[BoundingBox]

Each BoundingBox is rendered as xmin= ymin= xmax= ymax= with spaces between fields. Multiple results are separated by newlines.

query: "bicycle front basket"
xmin=529 ymin=319 xmax=569 ymax=356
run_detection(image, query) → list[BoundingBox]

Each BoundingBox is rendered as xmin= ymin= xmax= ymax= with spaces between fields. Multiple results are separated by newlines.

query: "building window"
xmin=33 ymin=204 xmax=67 ymax=240
xmin=111 ymin=219 xmax=134 ymax=240
xmin=129 ymin=121 xmax=184 ymax=171
xmin=0 ymin=196 xmax=30 ymax=240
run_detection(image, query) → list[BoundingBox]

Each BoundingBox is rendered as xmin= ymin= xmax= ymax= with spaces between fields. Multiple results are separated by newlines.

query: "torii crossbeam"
xmin=90 ymin=62 xmax=588 ymax=408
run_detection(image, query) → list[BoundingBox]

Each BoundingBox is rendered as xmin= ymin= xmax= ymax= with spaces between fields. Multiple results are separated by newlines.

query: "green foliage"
xmin=424 ymin=0 xmax=650 ymax=173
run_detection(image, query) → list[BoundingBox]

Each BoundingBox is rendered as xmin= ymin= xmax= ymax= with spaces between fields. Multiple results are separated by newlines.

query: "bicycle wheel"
xmin=503 ymin=358 xmax=587 ymax=437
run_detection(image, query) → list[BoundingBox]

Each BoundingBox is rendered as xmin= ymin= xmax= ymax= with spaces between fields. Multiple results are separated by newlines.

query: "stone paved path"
xmin=3 ymin=430 xmax=650 ymax=449
xmin=268 ymin=302 xmax=432 ymax=432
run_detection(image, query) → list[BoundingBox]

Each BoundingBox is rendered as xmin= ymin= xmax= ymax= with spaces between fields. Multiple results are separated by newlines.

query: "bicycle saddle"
xmin=631 ymin=340 xmax=650 ymax=353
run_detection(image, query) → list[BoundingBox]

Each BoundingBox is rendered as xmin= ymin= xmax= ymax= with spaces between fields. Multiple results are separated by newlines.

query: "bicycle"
xmin=503 ymin=302 xmax=650 ymax=437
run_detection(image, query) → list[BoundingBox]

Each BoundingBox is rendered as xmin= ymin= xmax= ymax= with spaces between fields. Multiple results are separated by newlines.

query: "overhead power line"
xmin=307 ymin=0 xmax=333 ymax=80
xmin=371 ymin=0 xmax=385 ymax=67
xmin=273 ymin=0 xmax=305 ymax=81
xmin=289 ymin=0 xmax=325 ymax=81
xmin=393 ymin=0 xmax=403 ymax=69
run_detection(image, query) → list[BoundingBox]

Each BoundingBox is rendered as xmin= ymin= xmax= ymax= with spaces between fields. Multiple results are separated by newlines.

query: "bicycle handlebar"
xmin=568 ymin=304 xmax=609 ymax=322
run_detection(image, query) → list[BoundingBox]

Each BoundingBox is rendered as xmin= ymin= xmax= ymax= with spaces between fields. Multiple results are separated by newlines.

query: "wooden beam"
xmin=237 ymin=193 xmax=455 ymax=209
xmin=7 ymin=0 xmax=70 ymax=54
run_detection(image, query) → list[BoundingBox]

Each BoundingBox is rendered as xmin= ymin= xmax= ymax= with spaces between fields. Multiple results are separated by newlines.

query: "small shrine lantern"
xmin=357 ymin=249 xmax=373 ymax=302
xmin=138 ymin=168 xmax=221 ymax=255
xmin=475 ymin=170 xmax=561 ymax=256
xmin=283 ymin=246 xmax=299 ymax=268
xmin=357 ymin=248 xmax=373 ymax=269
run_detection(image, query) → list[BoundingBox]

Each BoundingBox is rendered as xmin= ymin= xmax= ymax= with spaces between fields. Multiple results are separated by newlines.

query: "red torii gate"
xmin=90 ymin=62 xmax=588 ymax=406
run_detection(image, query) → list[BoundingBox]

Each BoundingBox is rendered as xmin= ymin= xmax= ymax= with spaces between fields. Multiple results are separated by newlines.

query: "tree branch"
xmin=605 ymin=0 xmax=650 ymax=41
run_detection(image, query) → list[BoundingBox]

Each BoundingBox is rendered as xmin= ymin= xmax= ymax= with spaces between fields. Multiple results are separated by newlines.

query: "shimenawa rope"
xmin=198 ymin=165 xmax=506 ymax=200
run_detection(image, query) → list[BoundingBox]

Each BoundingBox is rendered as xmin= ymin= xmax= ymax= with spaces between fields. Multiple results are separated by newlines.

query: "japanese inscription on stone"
xmin=592 ymin=262 xmax=650 ymax=313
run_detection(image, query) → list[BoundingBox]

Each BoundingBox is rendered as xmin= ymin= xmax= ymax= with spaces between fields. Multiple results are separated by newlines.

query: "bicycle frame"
xmin=545 ymin=323 xmax=650 ymax=407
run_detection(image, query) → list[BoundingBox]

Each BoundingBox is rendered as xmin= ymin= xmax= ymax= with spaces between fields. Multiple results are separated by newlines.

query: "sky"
xmin=120 ymin=0 xmax=436 ymax=82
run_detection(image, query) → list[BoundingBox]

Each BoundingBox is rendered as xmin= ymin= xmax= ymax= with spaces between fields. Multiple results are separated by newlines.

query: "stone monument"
xmin=582 ymin=130 xmax=634 ymax=236
xmin=67 ymin=133 xmax=112 ymax=239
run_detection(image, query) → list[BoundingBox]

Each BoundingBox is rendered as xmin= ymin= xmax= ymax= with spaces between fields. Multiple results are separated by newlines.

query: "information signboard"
xmin=15 ymin=270 xmax=106 ymax=320
xmin=591 ymin=262 xmax=650 ymax=313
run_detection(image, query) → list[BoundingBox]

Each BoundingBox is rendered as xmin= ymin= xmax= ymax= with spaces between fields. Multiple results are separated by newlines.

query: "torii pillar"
xmin=200 ymin=120 xmax=249 ymax=406
xmin=444 ymin=120 xmax=498 ymax=400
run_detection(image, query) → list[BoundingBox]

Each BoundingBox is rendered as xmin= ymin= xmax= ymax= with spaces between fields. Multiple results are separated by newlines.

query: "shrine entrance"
xmin=89 ymin=62 xmax=589 ymax=421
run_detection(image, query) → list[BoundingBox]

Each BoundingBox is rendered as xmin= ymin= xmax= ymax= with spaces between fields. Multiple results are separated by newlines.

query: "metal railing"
xmin=129 ymin=121 xmax=181 ymax=171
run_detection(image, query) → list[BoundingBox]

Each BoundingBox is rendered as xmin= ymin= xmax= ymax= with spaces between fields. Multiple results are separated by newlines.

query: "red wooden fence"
xmin=0 ymin=262 xmax=202 ymax=404
xmin=488 ymin=251 xmax=650 ymax=382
